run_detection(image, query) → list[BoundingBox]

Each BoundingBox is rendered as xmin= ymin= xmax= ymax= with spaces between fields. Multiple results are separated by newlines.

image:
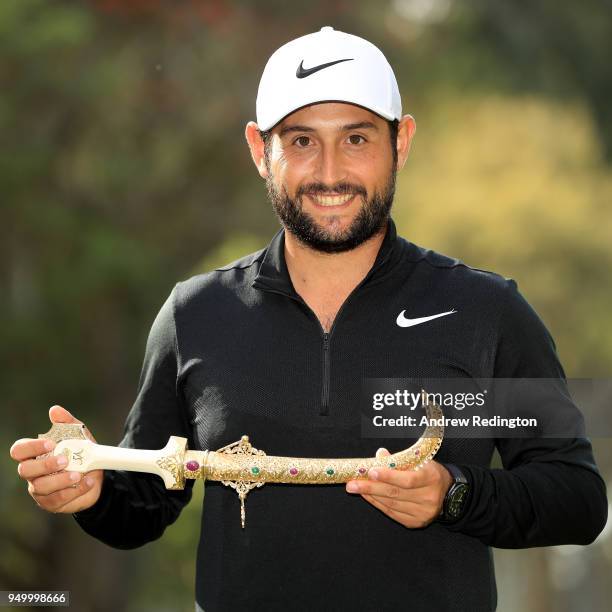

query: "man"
xmin=10 ymin=26 xmax=607 ymax=611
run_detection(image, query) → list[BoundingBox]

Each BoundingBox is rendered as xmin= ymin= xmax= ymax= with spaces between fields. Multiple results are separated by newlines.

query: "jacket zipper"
xmin=255 ymin=249 xmax=392 ymax=418
xmin=321 ymin=332 xmax=330 ymax=416
xmin=261 ymin=292 xmax=335 ymax=417
xmin=317 ymin=288 xmax=362 ymax=416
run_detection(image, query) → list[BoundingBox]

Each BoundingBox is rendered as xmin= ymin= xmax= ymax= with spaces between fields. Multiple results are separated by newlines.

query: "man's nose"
xmin=313 ymin=145 xmax=347 ymax=187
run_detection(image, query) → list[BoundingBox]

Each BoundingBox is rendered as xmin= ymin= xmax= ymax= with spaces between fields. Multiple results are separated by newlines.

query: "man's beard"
xmin=265 ymin=167 xmax=396 ymax=254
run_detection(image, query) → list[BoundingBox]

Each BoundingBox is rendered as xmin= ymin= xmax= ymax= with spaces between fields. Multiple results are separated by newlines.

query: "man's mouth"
xmin=309 ymin=193 xmax=356 ymax=207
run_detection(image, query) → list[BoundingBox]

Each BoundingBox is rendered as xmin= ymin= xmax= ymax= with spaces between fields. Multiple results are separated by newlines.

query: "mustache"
xmin=297 ymin=182 xmax=367 ymax=198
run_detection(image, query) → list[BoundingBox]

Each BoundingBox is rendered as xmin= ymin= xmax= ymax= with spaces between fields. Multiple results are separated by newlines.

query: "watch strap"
xmin=438 ymin=463 xmax=469 ymax=523
xmin=442 ymin=462 xmax=467 ymax=485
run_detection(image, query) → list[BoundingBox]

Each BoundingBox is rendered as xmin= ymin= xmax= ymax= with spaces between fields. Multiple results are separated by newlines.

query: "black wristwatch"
xmin=437 ymin=463 xmax=470 ymax=523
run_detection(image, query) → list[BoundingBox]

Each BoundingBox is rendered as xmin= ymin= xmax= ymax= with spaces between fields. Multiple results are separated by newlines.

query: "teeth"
xmin=312 ymin=193 xmax=354 ymax=206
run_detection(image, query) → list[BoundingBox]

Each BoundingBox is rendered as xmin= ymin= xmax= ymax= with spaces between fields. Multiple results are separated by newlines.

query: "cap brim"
xmin=258 ymin=99 xmax=398 ymax=132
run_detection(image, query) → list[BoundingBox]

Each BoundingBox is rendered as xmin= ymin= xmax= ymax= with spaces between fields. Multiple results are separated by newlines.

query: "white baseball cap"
xmin=256 ymin=26 xmax=402 ymax=131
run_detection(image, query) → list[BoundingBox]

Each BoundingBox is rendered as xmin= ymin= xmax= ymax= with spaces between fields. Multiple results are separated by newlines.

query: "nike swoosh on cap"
xmin=396 ymin=309 xmax=457 ymax=328
xmin=296 ymin=58 xmax=354 ymax=78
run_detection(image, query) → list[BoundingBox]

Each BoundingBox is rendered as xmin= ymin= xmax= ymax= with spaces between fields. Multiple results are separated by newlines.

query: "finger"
xmin=29 ymin=470 xmax=83 ymax=496
xmin=9 ymin=438 xmax=55 ymax=463
xmin=362 ymin=479 xmax=446 ymax=521
xmin=361 ymin=493 xmax=419 ymax=522
xmin=32 ymin=477 xmax=94 ymax=513
xmin=49 ymin=405 xmax=83 ymax=425
xmin=362 ymin=494 xmax=429 ymax=528
xmin=347 ymin=478 xmax=429 ymax=502
xmin=17 ymin=453 xmax=68 ymax=480
xmin=49 ymin=405 xmax=97 ymax=443
xmin=368 ymin=463 xmax=434 ymax=489
xmin=53 ymin=475 xmax=97 ymax=513
xmin=363 ymin=493 xmax=422 ymax=516
xmin=347 ymin=479 xmax=405 ymax=499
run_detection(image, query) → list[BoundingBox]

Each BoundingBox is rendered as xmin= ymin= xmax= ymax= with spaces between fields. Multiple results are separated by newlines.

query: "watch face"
xmin=447 ymin=483 xmax=469 ymax=518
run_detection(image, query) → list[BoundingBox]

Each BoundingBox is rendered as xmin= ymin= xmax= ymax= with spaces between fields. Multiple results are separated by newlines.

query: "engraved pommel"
xmin=38 ymin=423 xmax=89 ymax=445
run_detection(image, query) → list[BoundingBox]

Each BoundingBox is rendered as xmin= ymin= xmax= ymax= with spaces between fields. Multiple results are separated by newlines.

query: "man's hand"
xmin=9 ymin=405 xmax=104 ymax=514
xmin=345 ymin=448 xmax=453 ymax=528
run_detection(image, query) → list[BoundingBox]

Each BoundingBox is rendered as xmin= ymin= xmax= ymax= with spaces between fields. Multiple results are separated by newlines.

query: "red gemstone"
xmin=415 ymin=450 xmax=420 ymax=455
xmin=358 ymin=467 xmax=367 ymax=474
xmin=186 ymin=460 xmax=200 ymax=471
xmin=289 ymin=467 xmax=298 ymax=476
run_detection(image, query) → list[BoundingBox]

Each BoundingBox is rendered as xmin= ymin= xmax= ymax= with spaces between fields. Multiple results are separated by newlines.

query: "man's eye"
xmin=348 ymin=134 xmax=365 ymax=145
xmin=294 ymin=136 xmax=311 ymax=147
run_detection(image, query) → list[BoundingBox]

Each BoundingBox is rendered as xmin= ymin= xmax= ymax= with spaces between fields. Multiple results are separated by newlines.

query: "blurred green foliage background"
xmin=1 ymin=1 xmax=611 ymax=610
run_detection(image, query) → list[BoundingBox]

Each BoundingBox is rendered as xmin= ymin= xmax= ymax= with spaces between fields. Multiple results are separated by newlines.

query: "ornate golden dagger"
xmin=38 ymin=394 xmax=444 ymax=528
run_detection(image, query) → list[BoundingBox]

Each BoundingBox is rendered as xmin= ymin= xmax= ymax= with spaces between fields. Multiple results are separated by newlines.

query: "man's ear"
xmin=245 ymin=121 xmax=269 ymax=178
xmin=396 ymin=114 xmax=416 ymax=172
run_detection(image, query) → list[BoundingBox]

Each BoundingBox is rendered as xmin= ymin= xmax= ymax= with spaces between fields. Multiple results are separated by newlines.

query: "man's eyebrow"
xmin=342 ymin=121 xmax=379 ymax=132
xmin=279 ymin=125 xmax=315 ymax=137
xmin=278 ymin=121 xmax=379 ymax=138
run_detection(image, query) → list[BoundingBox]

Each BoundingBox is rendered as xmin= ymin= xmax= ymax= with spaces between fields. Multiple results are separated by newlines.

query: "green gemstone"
xmin=251 ymin=466 xmax=260 ymax=475
xmin=389 ymin=462 xmax=396 ymax=468
xmin=326 ymin=468 xmax=334 ymax=476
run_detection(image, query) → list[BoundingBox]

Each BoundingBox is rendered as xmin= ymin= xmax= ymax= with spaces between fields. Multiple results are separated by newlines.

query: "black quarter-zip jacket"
xmin=74 ymin=218 xmax=607 ymax=612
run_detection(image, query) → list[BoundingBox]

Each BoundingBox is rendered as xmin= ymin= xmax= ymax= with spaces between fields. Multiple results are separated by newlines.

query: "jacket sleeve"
xmin=72 ymin=285 xmax=195 ymax=550
xmin=445 ymin=278 xmax=608 ymax=548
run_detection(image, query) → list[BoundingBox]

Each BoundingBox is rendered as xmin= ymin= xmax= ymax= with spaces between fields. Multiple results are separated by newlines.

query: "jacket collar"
xmin=252 ymin=217 xmax=401 ymax=297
